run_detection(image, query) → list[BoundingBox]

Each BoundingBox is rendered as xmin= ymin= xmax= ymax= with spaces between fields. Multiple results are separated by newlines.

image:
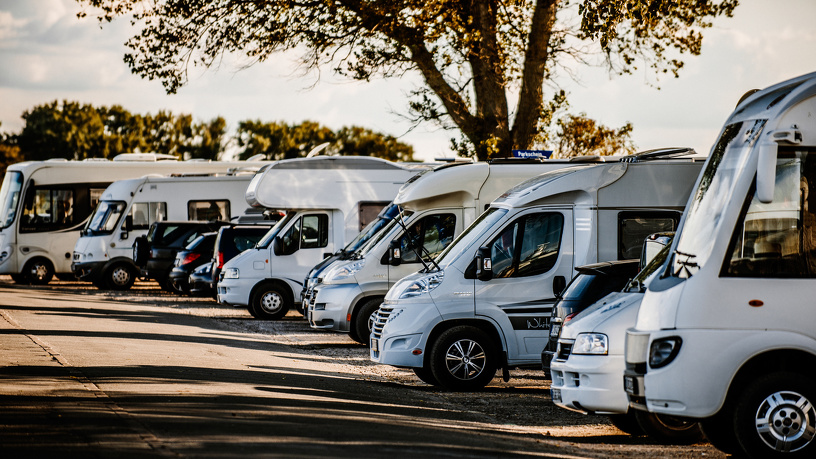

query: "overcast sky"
xmin=1 ymin=0 xmax=815 ymax=161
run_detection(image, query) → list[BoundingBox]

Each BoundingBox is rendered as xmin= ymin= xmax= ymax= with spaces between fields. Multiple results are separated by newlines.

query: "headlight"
xmin=572 ymin=333 xmax=608 ymax=355
xmin=223 ymin=268 xmax=240 ymax=279
xmin=322 ymin=259 xmax=365 ymax=284
xmin=649 ymin=337 xmax=682 ymax=368
xmin=396 ymin=270 xmax=444 ymax=299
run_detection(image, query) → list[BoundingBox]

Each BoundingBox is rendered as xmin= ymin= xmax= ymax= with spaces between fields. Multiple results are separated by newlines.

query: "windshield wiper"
xmin=393 ymin=207 xmax=442 ymax=273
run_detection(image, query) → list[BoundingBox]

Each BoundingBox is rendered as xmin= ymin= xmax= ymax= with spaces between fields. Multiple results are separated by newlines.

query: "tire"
xmin=634 ymin=410 xmax=703 ymax=444
xmin=428 ymin=325 xmax=497 ymax=391
xmin=249 ymin=282 xmax=291 ymax=320
xmin=413 ymin=366 xmax=439 ymax=386
xmin=23 ymin=258 xmax=54 ymax=285
xmin=103 ymin=263 xmax=135 ymax=291
xmin=608 ymin=412 xmax=645 ymax=436
xmin=350 ymin=298 xmax=382 ymax=345
xmin=733 ymin=372 xmax=816 ymax=458
xmin=699 ymin=411 xmax=740 ymax=455
xmin=132 ymin=236 xmax=149 ymax=267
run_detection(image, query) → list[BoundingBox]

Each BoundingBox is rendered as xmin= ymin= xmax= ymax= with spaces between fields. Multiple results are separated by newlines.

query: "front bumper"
xmin=307 ymin=283 xmax=363 ymax=332
xmin=217 ymin=276 xmax=258 ymax=306
xmin=71 ymin=260 xmax=106 ymax=281
xmin=550 ymin=353 xmax=629 ymax=415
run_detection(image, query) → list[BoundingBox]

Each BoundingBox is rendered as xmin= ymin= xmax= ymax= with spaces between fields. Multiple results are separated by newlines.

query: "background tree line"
xmin=0 ymin=100 xmax=418 ymax=175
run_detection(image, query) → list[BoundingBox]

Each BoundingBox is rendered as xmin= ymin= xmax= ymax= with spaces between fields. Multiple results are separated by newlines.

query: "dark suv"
xmin=133 ymin=221 xmax=231 ymax=291
xmin=211 ymin=225 xmax=274 ymax=290
xmin=540 ymin=259 xmax=640 ymax=376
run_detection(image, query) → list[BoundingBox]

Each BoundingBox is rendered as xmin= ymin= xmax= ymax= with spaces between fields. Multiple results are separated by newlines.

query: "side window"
xmin=618 ymin=212 xmax=678 ymax=259
xmin=725 ymin=150 xmax=816 ymax=277
xmin=131 ymin=202 xmax=167 ymax=230
xmin=20 ymin=188 xmax=75 ymax=232
xmin=488 ymin=213 xmax=564 ymax=279
xmin=188 ymin=200 xmax=230 ymax=221
xmin=358 ymin=201 xmax=390 ymax=231
xmin=397 ymin=214 xmax=456 ymax=264
xmin=300 ymin=214 xmax=329 ymax=249
xmin=281 ymin=214 xmax=329 ymax=253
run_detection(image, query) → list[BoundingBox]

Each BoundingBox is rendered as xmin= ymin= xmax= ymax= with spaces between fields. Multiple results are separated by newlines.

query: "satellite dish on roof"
xmin=306 ymin=142 xmax=331 ymax=157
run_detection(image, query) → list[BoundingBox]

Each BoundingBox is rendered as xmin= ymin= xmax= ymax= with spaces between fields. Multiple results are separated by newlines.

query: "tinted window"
xmin=488 ymin=212 xmax=563 ymax=278
xmin=618 ymin=212 xmax=679 ymax=259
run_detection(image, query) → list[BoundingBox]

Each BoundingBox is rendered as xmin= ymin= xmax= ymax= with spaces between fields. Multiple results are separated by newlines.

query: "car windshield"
xmin=0 ymin=171 xmax=23 ymax=229
xmin=671 ymin=120 xmax=765 ymax=278
xmin=560 ymin=272 xmax=599 ymax=301
xmin=86 ymin=200 xmax=127 ymax=234
xmin=256 ymin=211 xmax=296 ymax=249
xmin=436 ymin=207 xmax=508 ymax=269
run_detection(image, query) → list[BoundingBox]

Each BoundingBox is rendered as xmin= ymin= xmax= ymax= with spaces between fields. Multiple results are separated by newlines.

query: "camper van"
xmin=0 ymin=154 xmax=267 ymax=284
xmin=370 ymin=149 xmax=704 ymax=390
xmin=623 ymin=73 xmax=816 ymax=458
xmin=216 ymin=156 xmax=425 ymax=320
xmin=72 ymin=172 xmax=259 ymax=290
xmin=307 ymin=158 xmax=590 ymax=343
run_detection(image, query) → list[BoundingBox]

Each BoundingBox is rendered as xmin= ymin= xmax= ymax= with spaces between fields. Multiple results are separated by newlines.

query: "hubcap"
xmin=260 ymin=291 xmax=283 ymax=313
xmin=445 ymin=338 xmax=486 ymax=381
xmin=755 ymin=390 xmax=816 ymax=452
xmin=31 ymin=263 xmax=48 ymax=281
xmin=111 ymin=267 xmax=130 ymax=285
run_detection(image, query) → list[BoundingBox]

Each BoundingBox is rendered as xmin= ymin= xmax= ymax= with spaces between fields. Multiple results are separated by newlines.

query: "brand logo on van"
xmin=453 ymin=291 xmax=472 ymax=297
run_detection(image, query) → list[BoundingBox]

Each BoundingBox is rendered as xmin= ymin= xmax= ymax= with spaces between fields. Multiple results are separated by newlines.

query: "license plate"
xmin=370 ymin=338 xmax=379 ymax=352
xmin=624 ymin=375 xmax=637 ymax=394
xmin=551 ymin=388 xmax=561 ymax=403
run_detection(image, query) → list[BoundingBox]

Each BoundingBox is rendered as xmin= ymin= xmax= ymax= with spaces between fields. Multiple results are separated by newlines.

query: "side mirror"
xmin=756 ymin=139 xmax=778 ymax=204
xmin=124 ymin=215 xmax=133 ymax=231
xmin=272 ymin=236 xmax=283 ymax=256
xmin=553 ymin=276 xmax=566 ymax=297
xmin=476 ymin=246 xmax=493 ymax=281
xmin=388 ymin=240 xmax=402 ymax=266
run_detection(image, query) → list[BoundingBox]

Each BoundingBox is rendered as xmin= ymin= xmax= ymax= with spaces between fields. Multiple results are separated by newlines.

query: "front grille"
xmin=370 ymin=305 xmax=393 ymax=340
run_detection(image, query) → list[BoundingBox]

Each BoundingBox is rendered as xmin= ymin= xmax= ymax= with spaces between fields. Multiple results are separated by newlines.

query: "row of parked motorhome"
xmin=2 ymin=72 xmax=814 ymax=459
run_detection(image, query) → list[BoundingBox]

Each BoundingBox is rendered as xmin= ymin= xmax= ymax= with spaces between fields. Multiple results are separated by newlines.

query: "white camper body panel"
xmin=217 ymin=156 xmax=423 ymax=319
xmin=0 ymin=156 xmax=267 ymax=283
xmin=371 ymin=155 xmax=704 ymax=390
xmin=623 ymin=72 xmax=816 ymax=457
xmin=308 ymin=160 xmax=584 ymax=340
xmin=71 ymin=174 xmax=257 ymax=286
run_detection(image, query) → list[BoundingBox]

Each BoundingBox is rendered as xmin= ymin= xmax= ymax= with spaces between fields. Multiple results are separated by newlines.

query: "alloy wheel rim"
xmin=445 ymin=338 xmax=486 ymax=381
xmin=755 ymin=390 xmax=816 ymax=452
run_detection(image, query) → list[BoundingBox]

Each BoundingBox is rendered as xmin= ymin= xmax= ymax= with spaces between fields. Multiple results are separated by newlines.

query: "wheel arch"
xmin=350 ymin=294 xmax=386 ymax=324
xmin=725 ymin=348 xmax=816 ymax=411
xmin=425 ymin=318 xmax=507 ymax=368
xmin=250 ymin=278 xmax=295 ymax=306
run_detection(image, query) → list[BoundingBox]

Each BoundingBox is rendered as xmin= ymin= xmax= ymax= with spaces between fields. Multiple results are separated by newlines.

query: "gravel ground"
xmin=10 ymin=277 xmax=727 ymax=458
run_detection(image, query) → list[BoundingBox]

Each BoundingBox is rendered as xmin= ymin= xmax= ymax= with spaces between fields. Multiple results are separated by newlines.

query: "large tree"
xmin=77 ymin=0 xmax=738 ymax=160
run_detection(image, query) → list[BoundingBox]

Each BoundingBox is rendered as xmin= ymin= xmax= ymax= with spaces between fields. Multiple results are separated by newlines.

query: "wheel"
xmin=249 ymin=283 xmax=291 ymax=320
xmin=428 ymin=325 xmax=497 ymax=391
xmin=412 ymin=366 xmax=439 ymax=386
xmin=103 ymin=263 xmax=135 ymax=291
xmin=132 ymin=236 xmax=149 ymax=267
xmin=350 ymin=298 xmax=382 ymax=345
xmin=699 ymin=410 xmax=740 ymax=455
xmin=608 ymin=412 xmax=645 ymax=436
xmin=23 ymin=258 xmax=54 ymax=285
xmin=733 ymin=372 xmax=816 ymax=458
xmin=634 ymin=410 xmax=703 ymax=444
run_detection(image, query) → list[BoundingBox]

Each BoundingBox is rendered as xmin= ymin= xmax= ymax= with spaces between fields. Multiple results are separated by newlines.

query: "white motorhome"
xmin=307 ymin=158 xmax=591 ymax=343
xmin=370 ymin=149 xmax=704 ymax=390
xmin=550 ymin=234 xmax=703 ymax=443
xmin=72 ymin=172 xmax=261 ymax=290
xmin=0 ymin=154 xmax=267 ymax=284
xmin=623 ymin=73 xmax=816 ymax=458
xmin=217 ymin=156 xmax=425 ymax=320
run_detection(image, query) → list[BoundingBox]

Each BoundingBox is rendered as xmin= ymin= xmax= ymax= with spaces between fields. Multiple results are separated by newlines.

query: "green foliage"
xmin=0 ymin=122 xmax=24 ymax=177
xmin=75 ymin=0 xmax=738 ymax=160
xmin=14 ymin=101 xmax=227 ymax=161
xmin=236 ymin=120 xmax=414 ymax=161
xmin=553 ymin=113 xmax=635 ymax=158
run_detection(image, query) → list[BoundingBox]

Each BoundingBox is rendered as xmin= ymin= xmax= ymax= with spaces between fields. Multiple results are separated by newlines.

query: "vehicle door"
xmin=388 ymin=211 xmax=459 ymax=284
xmin=271 ymin=212 xmax=331 ymax=285
xmin=474 ymin=208 xmax=574 ymax=364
